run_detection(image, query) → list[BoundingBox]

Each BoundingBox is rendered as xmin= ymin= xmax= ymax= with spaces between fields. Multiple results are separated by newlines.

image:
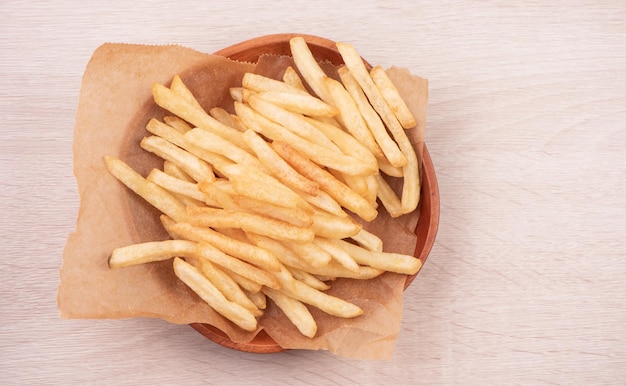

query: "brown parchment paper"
xmin=59 ymin=42 xmax=428 ymax=360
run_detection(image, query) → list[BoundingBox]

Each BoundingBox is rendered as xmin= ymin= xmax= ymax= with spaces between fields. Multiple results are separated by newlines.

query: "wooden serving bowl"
xmin=190 ymin=33 xmax=440 ymax=353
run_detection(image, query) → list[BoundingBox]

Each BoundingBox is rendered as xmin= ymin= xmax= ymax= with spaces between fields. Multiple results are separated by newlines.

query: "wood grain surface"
xmin=2 ymin=1 xmax=625 ymax=384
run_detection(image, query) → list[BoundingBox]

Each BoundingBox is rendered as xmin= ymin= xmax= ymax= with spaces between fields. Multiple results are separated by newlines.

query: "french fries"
xmin=104 ymin=37 xmax=425 ymax=339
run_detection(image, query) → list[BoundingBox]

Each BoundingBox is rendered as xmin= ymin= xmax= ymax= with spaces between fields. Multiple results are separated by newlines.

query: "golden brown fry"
xmin=310 ymin=210 xmax=361 ymax=239
xmin=242 ymin=129 xmax=319 ymax=196
xmin=109 ymin=240 xmax=197 ymax=269
xmin=168 ymin=221 xmax=283 ymax=272
xmin=242 ymin=72 xmax=309 ymax=95
xmin=289 ymin=36 xmax=333 ymax=103
xmin=163 ymin=160 xmax=194 ymax=182
xmin=169 ymin=75 xmax=206 ymax=112
xmin=209 ymin=107 xmax=247 ymax=132
xmin=279 ymin=278 xmax=363 ymax=318
xmin=146 ymin=168 xmax=207 ymax=202
xmin=350 ymin=228 xmax=384 ymax=252
xmin=163 ymin=115 xmax=192 ymax=133
xmin=233 ymin=195 xmax=313 ymax=228
xmin=313 ymin=237 xmax=359 ymax=272
xmin=282 ymin=66 xmax=307 ymax=91
xmin=104 ymin=156 xmax=187 ymax=222
xmin=140 ymin=135 xmax=215 ymax=183
xmin=194 ymin=242 xmax=280 ymax=289
xmin=196 ymin=180 xmax=238 ymax=209
xmin=376 ymin=155 xmax=404 ymax=178
xmin=246 ymin=290 xmax=267 ymax=310
xmin=222 ymin=267 xmax=263 ymax=293
xmin=295 ymin=188 xmax=348 ymax=218
xmin=256 ymin=90 xmax=338 ymax=117
xmin=282 ymin=239 xmax=332 ymax=268
xmin=374 ymin=173 xmax=403 ymax=218
xmin=262 ymin=287 xmax=317 ymax=338
xmin=336 ymin=239 xmax=422 ymax=275
xmin=198 ymin=259 xmax=262 ymax=316
xmin=271 ymin=141 xmax=378 ymax=221
xmin=173 ymin=257 xmax=258 ymax=331
xmin=184 ymin=128 xmax=263 ymax=171
xmin=287 ymin=267 xmax=331 ymax=291
xmin=187 ymin=206 xmax=315 ymax=243
xmin=369 ymin=65 xmax=417 ymax=129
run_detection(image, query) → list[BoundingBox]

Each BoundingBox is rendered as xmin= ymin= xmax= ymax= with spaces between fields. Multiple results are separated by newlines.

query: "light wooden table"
xmin=2 ymin=1 xmax=625 ymax=384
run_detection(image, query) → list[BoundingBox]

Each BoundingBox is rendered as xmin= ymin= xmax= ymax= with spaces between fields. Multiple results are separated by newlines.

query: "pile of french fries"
xmin=105 ymin=37 xmax=422 ymax=338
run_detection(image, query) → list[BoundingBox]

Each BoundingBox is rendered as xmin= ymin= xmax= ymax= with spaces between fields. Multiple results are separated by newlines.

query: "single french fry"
xmin=289 ymin=36 xmax=333 ymax=103
xmin=256 ymin=90 xmax=338 ymax=117
xmin=376 ymin=155 xmax=404 ymax=178
xmin=323 ymin=76 xmax=384 ymax=158
xmin=198 ymin=259 xmax=262 ymax=316
xmin=263 ymin=287 xmax=317 ymax=338
xmin=163 ymin=115 xmax=192 ymax=133
xmin=374 ymin=173 xmax=403 ymax=218
xmin=222 ymin=266 xmax=263 ymax=293
xmin=246 ymin=290 xmax=267 ymax=310
xmin=337 ymin=66 xmax=407 ymax=168
xmin=370 ymin=65 xmax=417 ymax=129
xmin=304 ymin=260 xmax=384 ymax=281
xmin=195 ymin=180 xmax=236 ymax=209
xmin=229 ymin=87 xmax=244 ymax=103
xmin=287 ymin=267 xmax=331 ymax=291
xmin=104 ymin=156 xmax=187 ymax=222
xmin=146 ymin=168 xmax=207 ymax=202
xmin=187 ymin=206 xmax=315 ymax=243
xmin=173 ymin=257 xmax=258 ymax=331
xmin=109 ymin=240 xmax=197 ymax=269
xmin=282 ymin=66 xmax=307 ymax=92
xmin=282 ymin=239 xmax=332 ymax=268
xmin=350 ymin=228 xmax=384 ymax=252
xmin=245 ymin=232 xmax=312 ymax=272
xmin=271 ymin=141 xmax=378 ymax=221
xmin=279 ymin=278 xmax=363 ymax=318
xmin=295 ymin=188 xmax=348 ymax=218
xmin=310 ymin=210 xmax=361 ymax=239
xmin=233 ymin=195 xmax=313 ymax=228
xmin=336 ymin=239 xmax=422 ymax=275
xmin=168 ymin=221 xmax=283 ymax=272
xmin=169 ymin=75 xmax=206 ymax=112
xmin=242 ymin=129 xmax=319 ymax=196
xmin=195 ymin=242 xmax=280 ymax=289
xmin=313 ymin=237 xmax=359 ymax=272
xmin=242 ymin=72 xmax=310 ymax=95
xmin=163 ymin=160 xmax=194 ymax=182
xmin=140 ymin=136 xmax=215 ymax=183
xmin=209 ymin=107 xmax=246 ymax=132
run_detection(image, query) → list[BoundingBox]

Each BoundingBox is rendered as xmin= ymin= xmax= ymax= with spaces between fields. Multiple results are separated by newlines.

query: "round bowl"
xmin=190 ymin=33 xmax=440 ymax=353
